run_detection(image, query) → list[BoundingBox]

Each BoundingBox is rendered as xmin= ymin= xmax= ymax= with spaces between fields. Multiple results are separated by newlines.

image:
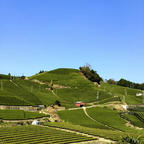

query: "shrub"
xmin=119 ymin=135 xmax=143 ymax=144
xmin=117 ymin=78 xmax=144 ymax=90
xmin=21 ymin=76 xmax=26 ymax=80
xmin=107 ymin=79 xmax=117 ymax=85
xmin=55 ymin=100 xmax=61 ymax=106
xmin=79 ymin=65 xmax=102 ymax=84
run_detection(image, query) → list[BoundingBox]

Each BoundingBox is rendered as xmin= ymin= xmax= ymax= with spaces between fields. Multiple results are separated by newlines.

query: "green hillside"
xmin=0 ymin=68 xmax=144 ymax=143
xmin=30 ymin=68 xmax=143 ymax=107
xmin=0 ymin=68 xmax=143 ymax=107
xmin=0 ymin=79 xmax=57 ymax=106
xmin=57 ymin=106 xmax=144 ymax=142
xmin=0 ymin=126 xmax=95 ymax=144
xmin=0 ymin=74 xmax=11 ymax=79
xmin=30 ymin=68 xmax=114 ymax=107
xmin=0 ymin=109 xmax=47 ymax=120
xmin=99 ymin=82 xmax=143 ymax=105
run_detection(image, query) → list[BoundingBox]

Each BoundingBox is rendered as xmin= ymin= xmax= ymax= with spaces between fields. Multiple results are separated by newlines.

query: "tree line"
xmin=79 ymin=65 xmax=103 ymax=84
xmin=107 ymin=78 xmax=144 ymax=90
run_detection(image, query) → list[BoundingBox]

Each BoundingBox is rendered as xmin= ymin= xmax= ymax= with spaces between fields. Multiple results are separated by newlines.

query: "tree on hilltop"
xmin=79 ymin=64 xmax=103 ymax=84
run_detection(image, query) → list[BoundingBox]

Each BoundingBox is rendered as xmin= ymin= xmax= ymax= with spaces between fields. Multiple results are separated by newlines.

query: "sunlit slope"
xmin=57 ymin=107 xmax=144 ymax=141
xmin=99 ymin=83 xmax=142 ymax=105
xmin=58 ymin=109 xmax=109 ymax=129
xmin=58 ymin=106 xmax=144 ymax=132
xmin=31 ymin=68 xmax=142 ymax=107
xmin=0 ymin=68 xmax=142 ymax=107
xmin=0 ymin=79 xmax=57 ymax=106
xmin=30 ymin=68 xmax=113 ymax=107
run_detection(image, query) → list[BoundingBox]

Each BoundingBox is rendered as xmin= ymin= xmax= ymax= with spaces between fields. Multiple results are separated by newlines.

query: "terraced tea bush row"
xmin=0 ymin=110 xmax=48 ymax=120
xmin=138 ymin=112 xmax=144 ymax=119
xmin=0 ymin=68 xmax=142 ymax=108
xmin=43 ymin=122 xmax=137 ymax=141
xmin=100 ymin=82 xmax=142 ymax=105
xmin=128 ymin=106 xmax=144 ymax=112
xmin=0 ymin=126 xmax=96 ymax=144
xmin=58 ymin=108 xmax=109 ymax=129
xmin=96 ymin=96 xmax=121 ymax=104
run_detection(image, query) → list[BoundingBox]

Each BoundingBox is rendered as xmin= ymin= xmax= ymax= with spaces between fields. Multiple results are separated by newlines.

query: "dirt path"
xmin=52 ymin=90 xmax=59 ymax=98
xmin=2 ymin=116 xmax=50 ymax=123
xmin=82 ymin=107 xmax=104 ymax=125
xmin=67 ymin=105 xmax=103 ymax=111
xmin=10 ymin=80 xmax=19 ymax=87
xmin=42 ymin=125 xmax=115 ymax=144
xmin=82 ymin=107 xmax=119 ymax=131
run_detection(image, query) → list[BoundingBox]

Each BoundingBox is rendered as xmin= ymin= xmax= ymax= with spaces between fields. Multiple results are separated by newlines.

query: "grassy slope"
xmin=100 ymin=82 xmax=142 ymax=104
xmin=30 ymin=68 xmax=119 ymax=108
xmin=0 ymin=79 xmax=57 ymax=106
xmin=58 ymin=107 xmax=144 ymax=141
xmin=123 ymin=113 xmax=144 ymax=128
xmin=0 ymin=69 xmax=144 ymax=142
xmin=58 ymin=109 xmax=109 ymax=129
xmin=0 ymin=68 xmax=142 ymax=107
xmin=44 ymin=122 xmax=126 ymax=141
xmin=0 ymin=126 xmax=95 ymax=144
xmin=0 ymin=74 xmax=10 ymax=79
xmin=0 ymin=109 xmax=47 ymax=120
xmin=87 ymin=107 xmax=131 ymax=131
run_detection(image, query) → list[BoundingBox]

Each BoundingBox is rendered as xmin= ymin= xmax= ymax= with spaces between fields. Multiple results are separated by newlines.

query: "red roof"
xmin=75 ymin=101 xmax=85 ymax=107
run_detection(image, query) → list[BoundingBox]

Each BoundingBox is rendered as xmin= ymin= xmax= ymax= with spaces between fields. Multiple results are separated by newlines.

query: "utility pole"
xmin=1 ymin=80 xmax=3 ymax=91
xmin=123 ymin=89 xmax=127 ymax=104
xmin=96 ymin=91 xmax=99 ymax=100
xmin=142 ymin=91 xmax=144 ymax=104
xmin=104 ymin=86 xmax=106 ymax=91
xmin=31 ymin=86 xmax=33 ymax=93
xmin=24 ymin=111 xmax=25 ymax=119
xmin=123 ymin=95 xmax=125 ymax=104
xmin=125 ymin=89 xmax=128 ymax=97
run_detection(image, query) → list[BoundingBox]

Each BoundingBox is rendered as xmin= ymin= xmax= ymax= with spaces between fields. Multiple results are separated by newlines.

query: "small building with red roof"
xmin=75 ymin=101 xmax=85 ymax=107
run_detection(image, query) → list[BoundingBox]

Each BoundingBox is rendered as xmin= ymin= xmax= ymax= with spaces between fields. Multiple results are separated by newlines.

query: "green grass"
xmin=30 ymin=68 xmax=116 ymax=108
xmin=0 ymin=110 xmax=47 ymax=120
xmin=0 ymin=69 xmax=144 ymax=142
xmin=0 ymin=79 xmax=58 ymax=106
xmin=123 ymin=113 xmax=144 ymax=128
xmin=57 ymin=107 xmax=144 ymax=142
xmin=14 ymin=79 xmax=58 ymax=106
xmin=87 ymin=107 xmax=144 ymax=133
xmin=0 ymin=74 xmax=10 ymax=79
xmin=95 ymin=96 xmax=121 ymax=104
xmin=43 ymin=122 xmax=141 ymax=142
xmin=58 ymin=107 xmax=129 ymax=131
xmin=58 ymin=108 xmax=113 ymax=129
xmin=100 ymin=82 xmax=142 ymax=105
xmin=86 ymin=107 xmax=128 ymax=131
xmin=0 ymin=68 xmax=143 ymax=107
xmin=0 ymin=125 xmax=96 ymax=144
xmin=128 ymin=106 xmax=144 ymax=112
xmin=30 ymin=68 xmax=143 ymax=107
xmin=58 ymin=106 xmax=144 ymax=133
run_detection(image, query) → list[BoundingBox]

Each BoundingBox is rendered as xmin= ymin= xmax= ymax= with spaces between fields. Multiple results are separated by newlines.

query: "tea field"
xmin=0 ymin=126 xmax=96 ymax=144
xmin=0 ymin=110 xmax=47 ymax=120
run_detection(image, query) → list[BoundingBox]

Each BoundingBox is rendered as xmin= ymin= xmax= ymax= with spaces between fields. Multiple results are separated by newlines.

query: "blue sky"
xmin=0 ymin=0 xmax=144 ymax=83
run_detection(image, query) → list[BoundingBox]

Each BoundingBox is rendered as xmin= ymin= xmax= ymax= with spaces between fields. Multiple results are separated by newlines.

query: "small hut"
xmin=32 ymin=120 xmax=40 ymax=125
xmin=75 ymin=101 xmax=85 ymax=107
xmin=136 ymin=93 xmax=143 ymax=96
